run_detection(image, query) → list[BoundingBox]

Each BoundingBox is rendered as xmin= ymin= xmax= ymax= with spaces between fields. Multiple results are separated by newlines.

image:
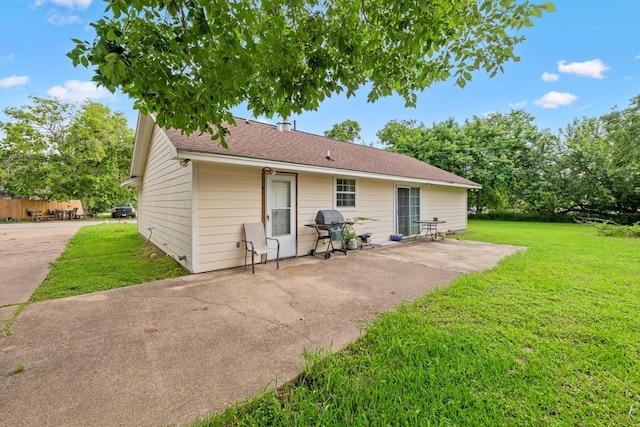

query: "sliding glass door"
xmin=396 ymin=186 xmax=420 ymax=236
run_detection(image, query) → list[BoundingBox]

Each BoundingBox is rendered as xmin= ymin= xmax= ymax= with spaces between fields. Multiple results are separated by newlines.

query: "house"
xmin=125 ymin=114 xmax=481 ymax=273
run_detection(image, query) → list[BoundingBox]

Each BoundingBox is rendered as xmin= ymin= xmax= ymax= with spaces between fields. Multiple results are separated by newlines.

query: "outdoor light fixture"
xmin=179 ymin=159 xmax=191 ymax=167
xmin=263 ymin=167 xmax=276 ymax=175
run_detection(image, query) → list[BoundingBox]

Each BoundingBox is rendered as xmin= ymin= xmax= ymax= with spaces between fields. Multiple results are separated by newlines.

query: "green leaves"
xmin=0 ymin=97 xmax=135 ymax=210
xmin=378 ymin=94 xmax=640 ymax=223
xmin=324 ymin=119 xmax=362 ymax=143
xmin=540 ymin=2 xmax=556 ymax=12
xmin=69 ymin=0 xmax=554 ymax=145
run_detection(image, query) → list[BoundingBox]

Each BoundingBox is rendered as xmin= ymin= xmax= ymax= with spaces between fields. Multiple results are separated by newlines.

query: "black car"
xmin=111 ymin=203 xmax=136 ymax=218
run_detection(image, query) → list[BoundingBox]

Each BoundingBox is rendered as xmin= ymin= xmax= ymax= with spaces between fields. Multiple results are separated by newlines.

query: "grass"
xmin=1 ymin=302 xmax=27 ymax=337
xmin=30 ymin=223 xmax=187 ymax=301
xmin=9 ymin=363 xmax=25 ymax=376
xmin=193 ymin=220 xmax=640 ymax=426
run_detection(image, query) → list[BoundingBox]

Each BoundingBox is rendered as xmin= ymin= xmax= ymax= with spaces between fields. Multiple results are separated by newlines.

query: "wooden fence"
xmin=0 ymin=199 xmax=85 ymax=220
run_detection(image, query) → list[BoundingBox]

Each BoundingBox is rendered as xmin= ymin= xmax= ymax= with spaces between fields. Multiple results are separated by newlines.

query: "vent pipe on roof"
xmin=276 ymin=122 xmax=283 ymax=132
xmin=282 ymin=119 xmax=292 ymax=132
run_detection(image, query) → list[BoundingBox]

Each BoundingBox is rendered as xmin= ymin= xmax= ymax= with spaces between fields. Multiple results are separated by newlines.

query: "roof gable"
xmin=146 ymin=116 xmax=480 ymax=188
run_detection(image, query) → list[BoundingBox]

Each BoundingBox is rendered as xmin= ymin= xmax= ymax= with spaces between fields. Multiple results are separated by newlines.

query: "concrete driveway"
xmin=0 ymin=221 xmax=101 ymax=325
xmin=0 ymin=229 xmax=524 ymax=427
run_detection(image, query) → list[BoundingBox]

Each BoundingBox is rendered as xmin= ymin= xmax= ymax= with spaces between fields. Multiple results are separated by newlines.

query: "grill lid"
xmin=315 ymin=210 xmax=345 ymax=225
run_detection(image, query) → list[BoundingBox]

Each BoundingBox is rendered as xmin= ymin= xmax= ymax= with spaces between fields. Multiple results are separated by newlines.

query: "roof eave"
xmin=176 ymin=149 xmax=482 ymax=189
xmin=129 ymin=113 xmax=155 ymax=178
xmin=122 ymin=176 xmax=142 ymax=187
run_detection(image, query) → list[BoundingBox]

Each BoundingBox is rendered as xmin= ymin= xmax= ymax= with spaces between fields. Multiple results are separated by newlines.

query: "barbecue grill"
xmin=305 ymin=210 xmax=353 ymax=259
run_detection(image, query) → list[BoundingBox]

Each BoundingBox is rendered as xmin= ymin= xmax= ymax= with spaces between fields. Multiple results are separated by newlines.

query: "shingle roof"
xmin=164 ymin=118 xmax=480 ymax=188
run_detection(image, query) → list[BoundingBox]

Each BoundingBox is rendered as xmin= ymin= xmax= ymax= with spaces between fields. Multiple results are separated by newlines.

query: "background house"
xmin=126 ymin=115 xmax=481 ymax=273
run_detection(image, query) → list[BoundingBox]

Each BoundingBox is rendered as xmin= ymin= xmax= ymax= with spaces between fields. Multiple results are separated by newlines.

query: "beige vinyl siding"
xmin=297 ymin=172 xmax=333 ymax=255
xmin=137 ymin=138 xmax=469 ymax=273
xmin=297 ymin=175 xmax=396 ymax=253
xmin=344 ymin=178 xmax=394 ymax=245
xmin=137 ymin=127 xmax=193 ymax=271
xmin=423 ymin=185 xmax=468 ymax=231
xmin=195 ymin=163 xmax=262 ymax=272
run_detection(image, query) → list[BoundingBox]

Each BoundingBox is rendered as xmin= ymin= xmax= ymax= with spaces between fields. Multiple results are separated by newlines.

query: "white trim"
xmin=167 ymin=135 xmax=178 ymax=159
xmin=266 ymin=173 xmax=297 ymax=258
xmin=129 ymin=114 xmax=155 ymax=178
xmin=395 ymin=184 xmax=421 ymax=237
xmin=175 ymin=149 xmax=482 ymax=190
xmin=122 ymin=177 xmax=142 ymax=187
xmin=191 ymin=161 xmax=198 ymax=273
xmin=333 ymin=177 xmax=358 ymax=211
xmin=464 ymin=189 xmax=468 ymax=230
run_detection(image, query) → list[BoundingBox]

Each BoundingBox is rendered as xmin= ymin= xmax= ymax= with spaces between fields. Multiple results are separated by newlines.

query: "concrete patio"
xmin=0 ymin=235 xmax=524 ymax=426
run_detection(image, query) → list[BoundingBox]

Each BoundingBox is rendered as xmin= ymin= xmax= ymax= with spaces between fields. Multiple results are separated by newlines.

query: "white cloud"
xmin=47 ymin=11 xmax=81 ymax=25
xmin=635 ymin=54 xmax=640 ymax=60
xmin=509 ymin=100 xmax=528 ymax=109
xmin=534 ymin=91 xmax=578 ymax=109
xmin=0 ymin=53 xmax=15 ymax=62
xmin=34 ymin=0 xmax=92 ymax=10
xmin=557 ymin=59 xmax=609 ymax=79
xmin=47 ymin=80 xmax=109 ymax=102
xmin=0 ymin=75 xmax=29 ymax=88
xmin=542 ymin=72 xmax=560 ymax=82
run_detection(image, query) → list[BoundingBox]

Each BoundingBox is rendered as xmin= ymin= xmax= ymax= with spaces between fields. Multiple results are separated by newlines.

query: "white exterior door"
xmin=266 ymin=174 xmax=296 ymax=258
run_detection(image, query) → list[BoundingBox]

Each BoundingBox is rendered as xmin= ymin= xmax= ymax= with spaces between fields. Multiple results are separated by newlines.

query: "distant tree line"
xmin=329 ymin=94 xmax=640 ymax=224
xmin=0 ymin=96 xmax=135 ymax=216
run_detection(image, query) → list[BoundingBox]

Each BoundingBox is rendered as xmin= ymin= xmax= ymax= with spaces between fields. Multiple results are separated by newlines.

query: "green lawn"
xmin=194 ymin=220 xmax=640 ymax=426
xmin=30 ymin=223 xmax=187 ymax=301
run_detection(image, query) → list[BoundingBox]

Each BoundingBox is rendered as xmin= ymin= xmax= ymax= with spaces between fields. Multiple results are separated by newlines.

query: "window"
xmin=335 ymin=178 xmax=356 ymax=208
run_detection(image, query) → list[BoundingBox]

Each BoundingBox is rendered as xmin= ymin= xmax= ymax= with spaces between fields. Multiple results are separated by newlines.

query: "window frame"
xmin=334 ymin=177 xmax=358 ymax=210
xmin=395 ymin=185 xmax=421 ymax=236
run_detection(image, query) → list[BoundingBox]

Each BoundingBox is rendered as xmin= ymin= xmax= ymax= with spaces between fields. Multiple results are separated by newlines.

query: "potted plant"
xmin=342 ymin=225 xmax=360 ymax=250
xmin=343 ymin=217 xmax=377 ymax=250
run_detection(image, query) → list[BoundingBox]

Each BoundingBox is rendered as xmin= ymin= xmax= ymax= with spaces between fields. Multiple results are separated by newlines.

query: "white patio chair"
xmin=242 ymin=223 xmax=280 ymax=274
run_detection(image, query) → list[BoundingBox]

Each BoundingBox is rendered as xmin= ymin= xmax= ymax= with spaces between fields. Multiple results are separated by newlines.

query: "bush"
xmin=592 ymin=222 xmax=640 ymax=238
xmin=468 ymin=210 xmax=574 ymax=223
xmin=470 ymin=210 xmax=640 ymax=225
xmin=613 ymin=212 xmax=640 ymax=225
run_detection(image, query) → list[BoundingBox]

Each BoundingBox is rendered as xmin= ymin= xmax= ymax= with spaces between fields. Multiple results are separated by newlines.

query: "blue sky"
xmin=2 ymin=0 xmax=640 ymax=145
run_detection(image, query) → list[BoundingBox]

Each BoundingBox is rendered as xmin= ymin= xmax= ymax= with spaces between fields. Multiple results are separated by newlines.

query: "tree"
xmin=378 ymin=110 xmax=559 ymax=213
xmin=604 ymin=95 xmax=640 ymax=172
xmin=0 ymin=97 xmax=70 ymax=198
xmin=324 ymin=119 xmax=361 ymax=142
xmin=0 ymin=96 xmax=135 ymax=215
xmin=68 ymin=0 xmax=554 ymax=146
xmin=555 ymin=115 xmax=640 ymax=219
xmin=514 ymin=125 xmax=562 ymax=214
xmin=601 ymin=95 xmax=640 ymax=218
xmin=468 ymin=110 xmax=559 ymax=213
xmin=377 ymin=118 xmax=471 ymax=176
xmin=555 ymin=117 xmax=616 ymax=215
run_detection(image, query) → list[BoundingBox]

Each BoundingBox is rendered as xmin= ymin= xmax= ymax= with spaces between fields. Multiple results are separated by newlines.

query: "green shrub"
xmin=592 ymin=222 xmax=640 ymax=238
xmin=470 ymin=210 xmax=640 ymax=225
xmin=468 ymin=210 xmax=574 ymax=223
